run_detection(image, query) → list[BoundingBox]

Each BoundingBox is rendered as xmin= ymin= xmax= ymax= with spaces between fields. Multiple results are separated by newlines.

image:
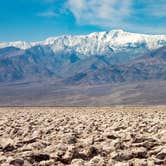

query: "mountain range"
xmin=0 ymin=30 xmax=166 ymax=106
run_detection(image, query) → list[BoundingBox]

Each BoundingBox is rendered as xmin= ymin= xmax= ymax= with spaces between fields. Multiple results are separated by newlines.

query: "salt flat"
xmin=0 ymin=106 xmax=166 ymax=166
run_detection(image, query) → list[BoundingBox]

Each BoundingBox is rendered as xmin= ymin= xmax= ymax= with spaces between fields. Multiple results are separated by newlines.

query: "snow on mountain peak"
xmin=0 ymin=30 xmax=166 ymax=56
xmin=0 ymin=41 xmax=32 ymax=50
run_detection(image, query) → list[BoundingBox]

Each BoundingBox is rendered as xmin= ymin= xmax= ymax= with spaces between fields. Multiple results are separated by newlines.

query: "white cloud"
xmin=67 ymin=0 xmax=132 ymax=27
xmin=66 ymin=0 xmax=166 ymax=33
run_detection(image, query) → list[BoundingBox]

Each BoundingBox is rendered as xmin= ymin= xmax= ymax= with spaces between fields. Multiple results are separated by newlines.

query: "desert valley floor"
xmin=0 ymin=106 xmax=166 ymax=166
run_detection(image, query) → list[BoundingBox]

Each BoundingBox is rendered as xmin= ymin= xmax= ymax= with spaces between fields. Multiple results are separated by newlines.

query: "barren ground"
xmin=0 ymin=106 xmax=166 ymax=166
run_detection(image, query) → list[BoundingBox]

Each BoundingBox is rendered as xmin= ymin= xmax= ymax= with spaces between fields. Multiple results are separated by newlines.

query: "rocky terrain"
xmin=0 ymin=106 xmax=166 ymax=166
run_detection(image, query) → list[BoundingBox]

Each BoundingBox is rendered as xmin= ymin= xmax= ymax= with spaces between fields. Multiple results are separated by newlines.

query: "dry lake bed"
xmin=0 ymin=106 xmax=166 ymax=166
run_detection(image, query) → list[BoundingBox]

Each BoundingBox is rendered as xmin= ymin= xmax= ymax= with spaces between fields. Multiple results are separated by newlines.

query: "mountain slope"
xmin=0 ymin=80 xmax=165 ymax=106
xmin=0 ymin=44 xmax=166 ymax=83
xmin=62 ymin=46 xmax=166 ymax=85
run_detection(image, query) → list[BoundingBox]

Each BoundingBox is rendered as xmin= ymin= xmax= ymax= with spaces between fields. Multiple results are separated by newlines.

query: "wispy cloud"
xmin=135 ymin=0 xmax=166 ymax=18
xmin=38 ymin=0 xmax=66 ymax=18
xmin=37 ymin=10 xmax=58 ymax=17
xmin=66 ymin=0 xmax=166 ymax=33
xmin=43 ymin=0 xmax=55 ymax=3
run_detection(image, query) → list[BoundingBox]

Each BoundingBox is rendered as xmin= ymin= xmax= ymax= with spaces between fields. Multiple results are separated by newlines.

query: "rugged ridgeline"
xmin=0 ymin=30 xmax=166 ymax=105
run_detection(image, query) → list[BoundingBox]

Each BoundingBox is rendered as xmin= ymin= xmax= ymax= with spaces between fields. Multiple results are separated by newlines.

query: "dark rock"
xmin=10 ymin=158 xmax=24 ymax=166
xmin=30 ymin=153 xmax=50 ymax=162
xmin=156 ymin=149 xmax=166 ymax=160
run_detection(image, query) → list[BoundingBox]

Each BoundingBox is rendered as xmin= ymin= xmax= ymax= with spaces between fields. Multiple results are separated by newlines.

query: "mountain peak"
xmin=109 ymin=29 xmax=124 ymax=34
xmin=0 ymin=30 xmax=166 ymax=56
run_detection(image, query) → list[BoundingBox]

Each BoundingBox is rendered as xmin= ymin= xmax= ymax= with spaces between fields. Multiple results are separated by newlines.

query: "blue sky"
xmin=0 ymin=0 xmax=166 ymax=41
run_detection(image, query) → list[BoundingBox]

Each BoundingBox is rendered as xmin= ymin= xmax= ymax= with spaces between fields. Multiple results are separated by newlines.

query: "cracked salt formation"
xmin=0 ymin=106 xmax=166 ymax=165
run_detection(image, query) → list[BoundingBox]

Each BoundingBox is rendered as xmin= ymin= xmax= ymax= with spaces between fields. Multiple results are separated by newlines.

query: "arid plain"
xmin=0 ymin=106 xmax=166 ymax=166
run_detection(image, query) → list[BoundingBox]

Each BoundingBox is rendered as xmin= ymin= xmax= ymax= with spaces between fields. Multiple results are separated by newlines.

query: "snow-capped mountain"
xmin=0 ymin=29 xmax=166 ymax=85
xmin=0 ymin=30 xmax=166 ymax=106
xmin=1 ymin=30 xmax=166 ymax=57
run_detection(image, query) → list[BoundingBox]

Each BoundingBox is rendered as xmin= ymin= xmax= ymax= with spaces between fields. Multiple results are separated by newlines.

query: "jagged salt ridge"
xmin=0 ymin=30 xmax=166 ymax=56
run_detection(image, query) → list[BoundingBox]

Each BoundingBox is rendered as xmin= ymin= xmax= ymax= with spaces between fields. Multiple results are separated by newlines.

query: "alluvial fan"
xmin=0 ymin=106 xmax=166 ymax=166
